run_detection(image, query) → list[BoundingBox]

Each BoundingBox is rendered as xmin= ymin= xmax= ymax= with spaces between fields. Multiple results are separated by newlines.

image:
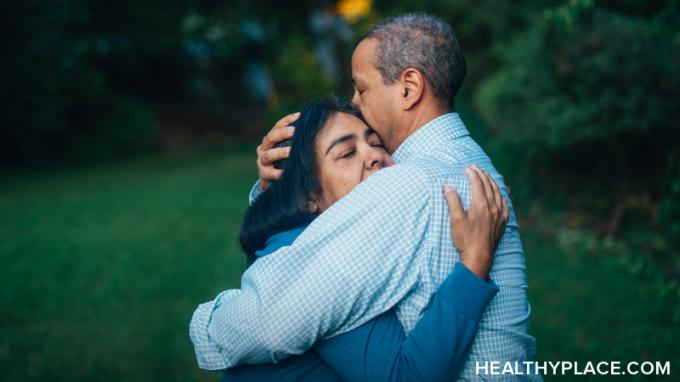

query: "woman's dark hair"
xmin=239 ymin=97 xmax=360 ymax=263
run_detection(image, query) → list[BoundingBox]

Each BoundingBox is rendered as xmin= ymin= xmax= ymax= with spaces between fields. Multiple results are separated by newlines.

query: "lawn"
xmin=1 ymin=146 xmax=677 ymax=381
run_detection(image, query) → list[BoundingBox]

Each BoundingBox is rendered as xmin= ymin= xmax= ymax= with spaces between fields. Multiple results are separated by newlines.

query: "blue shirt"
xmin=190 ymin=113 xmax=539 ymax=380
xmin=223 ymin=226 xmax=498 ymax=381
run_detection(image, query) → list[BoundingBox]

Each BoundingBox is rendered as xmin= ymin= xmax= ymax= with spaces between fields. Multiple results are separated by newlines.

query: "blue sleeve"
xmin=248 ymin=180 xmax=261 ymax=205
xmin=221 ymin=351 xmax=342 ymax=382
xmin=313 ymin=262 xmax=499 ymax=382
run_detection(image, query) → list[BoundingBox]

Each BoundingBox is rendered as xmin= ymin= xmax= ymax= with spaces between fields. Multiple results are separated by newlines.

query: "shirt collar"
xmin=391 ymin=113 xmax=470 ymax=163
xmin=256 ymin=225 xmax=308 ymax=258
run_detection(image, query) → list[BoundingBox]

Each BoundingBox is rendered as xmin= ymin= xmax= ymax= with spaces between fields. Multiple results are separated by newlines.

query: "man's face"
xmin=351 ymin=38 xmax=401 ymax=153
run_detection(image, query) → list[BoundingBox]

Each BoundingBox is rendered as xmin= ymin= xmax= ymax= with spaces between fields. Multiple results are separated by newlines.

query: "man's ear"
xmin=400 ymin=67 xmax=425 ymax=110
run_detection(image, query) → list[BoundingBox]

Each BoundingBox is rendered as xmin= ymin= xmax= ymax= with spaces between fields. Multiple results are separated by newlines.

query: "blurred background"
xmin=1 ymin=0 xmax=679 ymax=380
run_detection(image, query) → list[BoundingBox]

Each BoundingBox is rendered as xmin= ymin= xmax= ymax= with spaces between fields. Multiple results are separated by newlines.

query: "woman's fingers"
xmin=466 ymin=166 xmax=484 ymax=209
xmin=261 ymin=146 xmax=291 ymax=165
xmin=256 ymin=112 xmax=299 ymax=190
xmin=260 ymin=112 xmax=299 ymax=155
xmin=502 ymin=197 xmax=509 ymax=223
xmin=472 ymin=165 xmax=495 ymax=211
xmin=489 ymin=197 xmax=510 ymax=253
xmin=257 ymin=146 xmax=290 ymax=183
xmin=449 ymin=165 xmax=510 ymax=279
xmin=443 ymin=186 xmax=465 ymax=222
xmin=487 ymin=171 xmax=503 ymax=210
xmin=452 ymin=167 xmax=495 ymax=280
xmin=261 ymin=126 xmax=296 ymax=161
xmin=260 ymin=167 xmax=283 ymax=183
xmin=273 ymin=112 xmax=300 ymax=131
xmin=471 ymin=166 xmax=508 ymax=247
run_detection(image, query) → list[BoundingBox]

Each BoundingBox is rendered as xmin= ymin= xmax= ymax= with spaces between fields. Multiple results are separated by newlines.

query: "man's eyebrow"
xmin=364 ymin=128 xmax=377 ymax=139
xmin=325 ymin=133 xmax=356 ymax=155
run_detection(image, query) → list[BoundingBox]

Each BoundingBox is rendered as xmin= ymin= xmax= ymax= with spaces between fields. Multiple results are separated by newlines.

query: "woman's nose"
xmin=365 ymin=149 xmax=385 ymax=170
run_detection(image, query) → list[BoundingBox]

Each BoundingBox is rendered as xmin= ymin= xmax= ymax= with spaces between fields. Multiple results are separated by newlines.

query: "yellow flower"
xmin=337 ymin=0 xmax=372 ymax=21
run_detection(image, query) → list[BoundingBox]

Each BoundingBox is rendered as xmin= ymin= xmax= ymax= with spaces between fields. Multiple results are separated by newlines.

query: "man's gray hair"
xmin=363 ymin=13 xmax=466 ymax=106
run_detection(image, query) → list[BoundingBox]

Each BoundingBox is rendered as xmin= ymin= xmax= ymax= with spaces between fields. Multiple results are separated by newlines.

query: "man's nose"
xmin=351 ymin=91 xmax=360 ymax=107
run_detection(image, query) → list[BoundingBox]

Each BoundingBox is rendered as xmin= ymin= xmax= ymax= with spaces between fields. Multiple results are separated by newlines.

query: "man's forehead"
xmin=352 ymin=39 xmax=376 ymax=66
xmin=351 ymin=39 xmax=378 ymax=81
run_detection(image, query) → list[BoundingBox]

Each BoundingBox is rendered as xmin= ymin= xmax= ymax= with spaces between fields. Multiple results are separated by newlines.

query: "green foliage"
xmin=62 ymin=96 xmax=159 ymax=161
xmin=2 ymin=0 xmax=348 ymax=166
xmin=266 ymin=36 xmax=335 ymax=124
xmin=0 ymin=0 xmax=181 ymax=166
xmin=657 ymin=152 xmax=680 ymax=243
xmin=470 ymin=2 xmax=680 ymax=331
xmin=272 ymin=37 xmax=334 ymax=98
xmin=477 ymin=0 xmax=679 ymax=148
xmin=475 ymin=1 xmax=680 ymax=218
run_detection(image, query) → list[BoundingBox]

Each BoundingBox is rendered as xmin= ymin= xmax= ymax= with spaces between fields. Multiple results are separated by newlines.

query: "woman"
xmin=229 ymin=98 xmax=508 ymax=381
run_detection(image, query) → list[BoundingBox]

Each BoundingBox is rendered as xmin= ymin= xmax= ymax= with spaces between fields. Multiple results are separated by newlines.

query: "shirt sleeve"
xmin=190 ymin=164 xmax=434 ymax=369
xmin=247 ymin=180 xmax=262 ymax=205
xmin=221 ymin=351 xmax=342 ymax=382
xmin=313 ymin=262 xmax=499 ymax=382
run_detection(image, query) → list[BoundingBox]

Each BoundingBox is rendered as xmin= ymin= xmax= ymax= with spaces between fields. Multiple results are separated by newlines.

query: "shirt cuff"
xmin=189 ymin=291 xmax=235 ymax=370
xmin=248 ymin=180 xmax=262 ymax=205
xmin=438 ymin=262 xmax=499 ymax=322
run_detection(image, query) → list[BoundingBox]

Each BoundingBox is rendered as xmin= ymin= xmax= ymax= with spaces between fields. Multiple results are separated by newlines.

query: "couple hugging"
xmin=191 ymin=13 xmax=539 ymax=381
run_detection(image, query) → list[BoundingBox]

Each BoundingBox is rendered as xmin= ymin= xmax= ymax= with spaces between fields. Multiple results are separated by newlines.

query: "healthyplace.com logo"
xmin=476 ymin=361 xmax=671 ymax=376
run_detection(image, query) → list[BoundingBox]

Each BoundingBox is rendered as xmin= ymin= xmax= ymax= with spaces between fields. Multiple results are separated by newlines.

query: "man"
xmin=191 ymin=13 xmax=538 ymax=380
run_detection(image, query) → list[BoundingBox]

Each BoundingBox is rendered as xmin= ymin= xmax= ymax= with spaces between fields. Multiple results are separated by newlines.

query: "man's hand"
xmin=256 ymin=112 xmax=299 ymax=191
xmin=443 ymin=165 xmax=509 ymax=280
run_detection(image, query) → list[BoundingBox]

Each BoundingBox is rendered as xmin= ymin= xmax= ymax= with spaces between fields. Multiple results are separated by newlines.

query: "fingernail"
xmin=288 ymin=126 xmax=295 ymax=134
xmin=464 ymin=167 xmax=471 ymax=175
xmin=444 ymin=186 xmax=455 ymax=194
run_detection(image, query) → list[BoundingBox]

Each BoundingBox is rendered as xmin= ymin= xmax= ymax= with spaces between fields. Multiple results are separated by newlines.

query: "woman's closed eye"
xmin=338 ymin=149 xmax=356 ymax=159
xmin=365 ymin=129 xmax=384 ymax=150
xmin=367 ymin=137 xmax=385 ymax=149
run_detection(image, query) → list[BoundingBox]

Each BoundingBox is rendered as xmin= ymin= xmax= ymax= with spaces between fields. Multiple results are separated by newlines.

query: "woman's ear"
xmin=400 ymin=67 xmax=425 ymax=110
xmin=307 ymin=199 xmax=320 ymax=214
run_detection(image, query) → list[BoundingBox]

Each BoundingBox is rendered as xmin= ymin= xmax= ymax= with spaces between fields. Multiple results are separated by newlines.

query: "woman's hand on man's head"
xmin=256 ymin=112 xmax=299 ymax=190
xmin=443 ymin=165 xmax=509 ymax=280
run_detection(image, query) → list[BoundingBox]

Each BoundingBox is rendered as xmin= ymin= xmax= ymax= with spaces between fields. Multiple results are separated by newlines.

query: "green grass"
xmin=523 ymin=228 xmax=679 ymax=381
xmin=1 ymin=147 xmax=677 ymax=381
xmin=0 ymin=147 xmax=255 ymax=381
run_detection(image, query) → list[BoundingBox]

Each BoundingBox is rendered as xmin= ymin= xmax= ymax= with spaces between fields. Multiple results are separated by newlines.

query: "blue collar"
xmin=255 ymin=225 xmax=308 ymax=258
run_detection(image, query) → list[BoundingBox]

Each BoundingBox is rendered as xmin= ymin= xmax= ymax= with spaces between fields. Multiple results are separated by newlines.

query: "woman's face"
xmin=311 ymin=112 xmax=394 ymax=213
